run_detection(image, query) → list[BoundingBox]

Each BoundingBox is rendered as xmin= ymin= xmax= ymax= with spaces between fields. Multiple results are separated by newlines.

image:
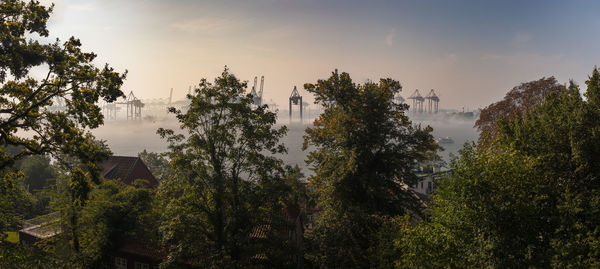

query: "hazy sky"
xmin=40 ymin=0 xmax=600 ymax=109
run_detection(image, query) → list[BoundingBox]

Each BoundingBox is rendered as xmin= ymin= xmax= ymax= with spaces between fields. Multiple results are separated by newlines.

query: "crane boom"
xmin=259 ymin=76 xmax=264 ymax=97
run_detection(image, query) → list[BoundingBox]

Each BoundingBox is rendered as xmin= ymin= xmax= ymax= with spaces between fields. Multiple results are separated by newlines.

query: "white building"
xmin=412 ymin=163 xmax=451 ymax=195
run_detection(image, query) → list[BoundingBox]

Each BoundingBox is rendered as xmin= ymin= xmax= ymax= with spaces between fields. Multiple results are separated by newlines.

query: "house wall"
xmin=112 ymin=252 xmax=160 ymax=269
xmin=413 ymin=176 xmax=435 ymax=195
xmin=18 ymin=231 xmax=39 ymax=247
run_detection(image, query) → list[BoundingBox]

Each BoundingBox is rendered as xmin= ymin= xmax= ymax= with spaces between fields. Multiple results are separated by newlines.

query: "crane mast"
xmin=250 ymin=76 xmax=263 ymax=106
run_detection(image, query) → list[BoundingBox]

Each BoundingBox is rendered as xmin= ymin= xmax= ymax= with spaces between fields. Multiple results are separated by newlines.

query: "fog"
xmin=92 ymin=107 xmax=479 ymax=176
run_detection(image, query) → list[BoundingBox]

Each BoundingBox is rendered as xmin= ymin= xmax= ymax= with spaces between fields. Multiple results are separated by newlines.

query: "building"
xmin=112 ymin=241 xmax=165 ymax=269
xmin=19 ymin=156 xmax=159 ymax=255
xmin=412 ymin=162 xmax=452 ymax=196
xmin=99 ymin=156 xmax=159 ymax=188
xmin=18 ymin=211 xmax=62 ymax=247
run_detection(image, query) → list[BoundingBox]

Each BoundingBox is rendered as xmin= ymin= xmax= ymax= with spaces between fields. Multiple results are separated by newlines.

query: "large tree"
xmin=0 ymin=0 xmax=126 ymax=253
xmin=475 ymin=77 xmax=564 ymax=146
xmin=397 ymin=143 xmax=547 ymax=268
xmin=77 ymin=180 xmax=157 ymax=268
xmin=157 ymin=67 xmax=298 ymax=268
xmin=302 ymin=71 xmax=438 ymax=268
xmin=138 ymin=149 xmax=173 ymax=182
xmin=398 ymin=68 xmax=600 ymax=268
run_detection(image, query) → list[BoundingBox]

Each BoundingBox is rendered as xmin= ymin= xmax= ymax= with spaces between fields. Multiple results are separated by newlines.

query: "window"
xmin=115 ymin=257 xmax=127 ymax=269
xmin=135 ymin=262 xmax=150 ymax=269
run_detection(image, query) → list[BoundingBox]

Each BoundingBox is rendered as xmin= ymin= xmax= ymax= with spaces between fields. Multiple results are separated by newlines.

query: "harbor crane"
xmin=101 ymin=90 xmax=145 ymax=120
xmin=289 ymin=86 xmax=303 ymax=121
xmin=408 ymin=89 xmax=424 ymax=113
xmin=394 ymin=93 xmax=405 ymax=104
xmin=250 ymin=76 xmax=264 ymax=107
xmin=425 ymin=89 xmax=440 ymax=113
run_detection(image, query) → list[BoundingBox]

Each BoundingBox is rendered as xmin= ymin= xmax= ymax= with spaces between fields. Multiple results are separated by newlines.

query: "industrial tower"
xmin=250 ymin=76 xmax=264 ymax=107
xmin=289 ymin=86 xmax=302 ymax=121
xmin=120 ymin=91 xmax=144 ymax=120
xmin=394 ymin=93 xmax=405 ymax=104
xmin=408 ymin=89 xmax=424 ymax=113
xmin=425 ymin=89 xmax=440 ymax=113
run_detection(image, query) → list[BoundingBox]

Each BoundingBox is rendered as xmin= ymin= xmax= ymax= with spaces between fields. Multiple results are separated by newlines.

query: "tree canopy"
xmin=0 ymin=0 xmax=126 ymax=255
xmin=157 ymin=67 xmax=299 ymax=268
xmin=398 ymin=68 xmax=600 ymax=268
xmin=475 ymin=77 xmax=564 ymax=146
xmin=303 ymin=71 xmax=438 ymax=268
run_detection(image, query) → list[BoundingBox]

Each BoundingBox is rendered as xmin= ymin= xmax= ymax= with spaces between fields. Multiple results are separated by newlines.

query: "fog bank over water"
xmin=92 ymin=112 xmax=478 ymax=176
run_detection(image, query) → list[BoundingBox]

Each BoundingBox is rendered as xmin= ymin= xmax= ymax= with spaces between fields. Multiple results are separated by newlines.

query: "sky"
xmin=39 ymin=0 xmax=600 ymax=110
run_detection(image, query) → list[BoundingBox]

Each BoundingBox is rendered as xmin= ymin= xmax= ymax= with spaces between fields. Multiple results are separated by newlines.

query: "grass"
xmin=5 ymin=232 xmax=18 ymax=244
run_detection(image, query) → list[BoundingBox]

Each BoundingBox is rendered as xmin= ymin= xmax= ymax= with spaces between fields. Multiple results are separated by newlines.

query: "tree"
xmin=496 ymin=77 xmax=600 ymax=267
xmin=0 ymin=171 xmax=33 ymax=242
xmin=157 ymin=67 xmax=296 ymax=267
xmin=138 ymin=149 xmax=173 ymax=182
xmin=584 ymin=66 xmax=600 ymax=108
xmin=0 ymin=0 xmax=126 ymax=255
xmin=475 ymin=77 xmax=564 ymax=146
xmin=77 ymin=180 xmax=157 ymax=268
xmin=398 ymin=69 xmax=600 ymax=267
xmin=19 ymin=154 xmax=57 ymax=192
xmin=33 ymin=178 xmax=158 ymax=268
xmin=396 ymin=144 xmax=546 ymax=268
xmin=302 ymin=71 xmax=438 ymax=268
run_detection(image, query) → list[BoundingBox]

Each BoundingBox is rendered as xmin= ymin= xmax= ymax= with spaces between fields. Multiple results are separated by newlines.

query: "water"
xmin=92 ymin=113 xmax=479 ymax=176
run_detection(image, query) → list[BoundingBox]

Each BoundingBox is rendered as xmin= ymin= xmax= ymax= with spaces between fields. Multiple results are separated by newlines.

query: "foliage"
xmin=76 ymin=180 xmax=157 ymax=268
xmin=5 ymin=232 xmax=18 ymax=243
xmin=584 ymin=66 xmax=600 ymax=107
xmin=0 ymin=0 xmax=126 ymax=254
xmin=0 ymin=242 xmax=58 ymax=269
xmin=302 ymin=70 xmax=438 ymax=268
xmin=26 ymin=179 xmax=157 ymax=268
xmin=157 ymin=67 xmax=298 ymax=268
xmin=0 ymin=0 xmax=126 ymax=169
xmin=497 ymin=76 xmax=600 ymax=267
xmin=398 ymin=68 xmax=600 ymax=268
xmin=397 ymin=144 xmax=544 ymax=268
xmin=0 ymin=171 xmax=33 ymax=241
xmin=19 ymin=154 xmax=57 ymax=192
xmin=138 ymin=149 xmax=173 ymax=182
xmin=475 ymin=77 xmax=564 ymax=146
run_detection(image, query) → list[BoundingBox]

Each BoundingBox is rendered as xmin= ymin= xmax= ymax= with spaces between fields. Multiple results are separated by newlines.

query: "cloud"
xmin=170 ymin=17 xmax=241 ymax=35
xmin=253 ymin=27 xmax=292 ymax=41
xmin=68 ymin=3 xmax=96 ymax=11
xmin=480 ymin=52 xmax=564 ymax=65
xmin=385 ymin=28 xmax=395 ymax=46
xmin=480 ymin=54 xmax=503 ymax=61
xmin=431 ymin=53 xmax=459 ymax=67
xmin=512 ymin=32 xmax=532 ymax=47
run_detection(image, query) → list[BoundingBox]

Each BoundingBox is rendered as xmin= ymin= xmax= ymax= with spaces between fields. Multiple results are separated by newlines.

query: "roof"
xmin=20 ymin=222 xmax=61 ymax=239
xmin=250 ymin=204 xmax=303 ymax=239
xmin=251 ymin=224 xmax=270 ymax=239
xmin=19 ymin=211 xmax=62 ymax=239
xmin=99 ymin=156 xmax=159 ymax=188
xmin=116 ymin=241 xmax=165 ymax=261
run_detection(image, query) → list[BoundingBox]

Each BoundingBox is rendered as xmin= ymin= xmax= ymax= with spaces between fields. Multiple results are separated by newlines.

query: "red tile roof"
xmin=100 ymin=156 xmax=158 ymax=188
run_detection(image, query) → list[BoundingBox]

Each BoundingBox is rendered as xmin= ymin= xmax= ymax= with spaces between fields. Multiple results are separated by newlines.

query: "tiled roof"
xmin=117 ymin=241 xmax=165 ymax=261
xmin=100 ymin=156 xmax=158 ymax=188
xmin=251 ymin=224 xmax=270 ymax=239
